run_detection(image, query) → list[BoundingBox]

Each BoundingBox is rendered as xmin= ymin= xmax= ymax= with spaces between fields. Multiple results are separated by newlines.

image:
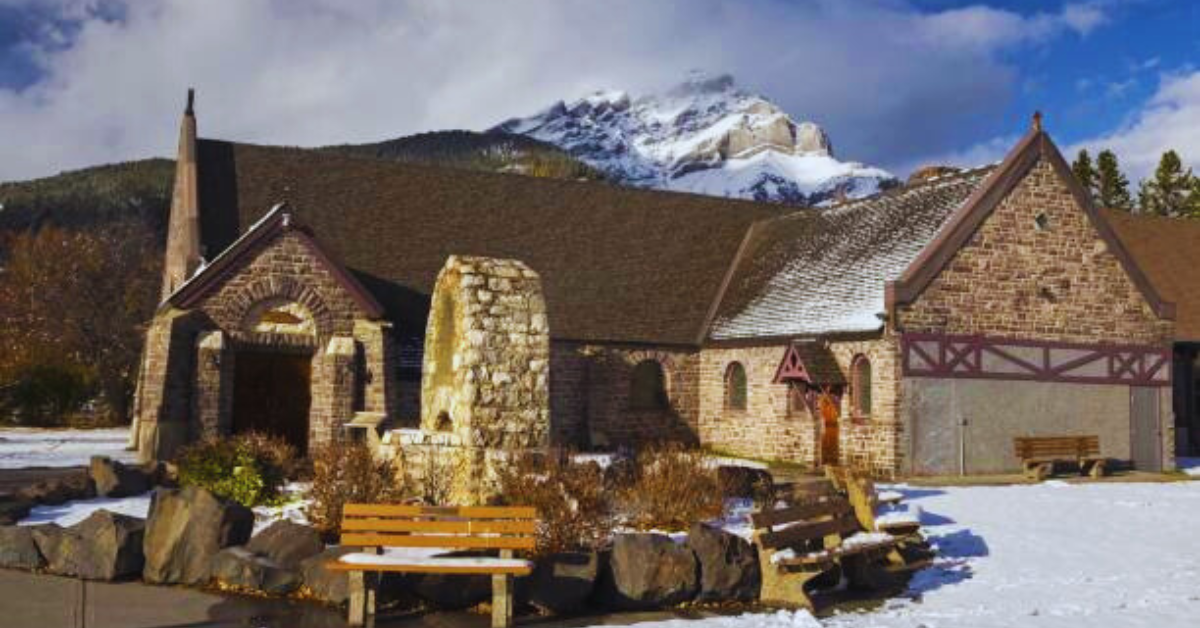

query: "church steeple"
xmin=161 ymin=88 xmax=203 ymax=300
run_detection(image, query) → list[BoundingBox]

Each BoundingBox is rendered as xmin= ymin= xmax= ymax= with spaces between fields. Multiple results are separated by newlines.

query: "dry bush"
xmin=306 ymin=440 xmax=403 ymax=537
xmin=493 ymin=450 xmax=612 ymax=556
xmin=397 ymin=448 xmax=460 ymax=506
xmin=616 ymin=444 xmax=724 ymax=531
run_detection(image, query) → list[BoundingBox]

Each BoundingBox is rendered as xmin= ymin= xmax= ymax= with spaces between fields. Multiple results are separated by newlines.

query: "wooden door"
xmin=1130 ymin=386 xmax=1162 ymax=472
xmin=818 ymin=391 xmax=840 ymax=465
xmin=232 ymin=351 xmax=313 ymax=454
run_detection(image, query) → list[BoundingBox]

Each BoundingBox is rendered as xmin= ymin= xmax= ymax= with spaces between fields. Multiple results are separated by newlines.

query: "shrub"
xmin=306 ymin=440 xmax=403 ymax=537
xmin=615 ymin=445 xmax=724 ymax=531
xmin=174 ymin=432 xmax=297 ymax=508
xmin=493 ymin=450 xmax=612 ymax=556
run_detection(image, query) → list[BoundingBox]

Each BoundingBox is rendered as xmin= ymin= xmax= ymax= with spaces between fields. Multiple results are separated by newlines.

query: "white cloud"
xmin=0 ymin=0 xmax=1113 ymax=181
xmin=1070 ymin=70 xmax=1200 ymax=182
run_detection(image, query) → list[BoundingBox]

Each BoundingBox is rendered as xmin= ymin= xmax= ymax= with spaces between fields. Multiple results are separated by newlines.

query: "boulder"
xmin=599 ymin=533 xmax=697 ymax=610
xmin=211 ymin=546 xmax=301 ymax=595
xmin=0 ymin=525 xmax=45 ymax=570
xmin=18 ymin=474 xmax=93 ymax=506
xmin=33 ymin=510 xmax=145 ymax=580
xmin=300 ymin=546 xmax=358 ymax=604
xmin=245 ymin=521 xmax=323 ymax=570
xmin=686 ymin=522 xmax=760 ymax=602
xmin=523 ymin=551 xmax=598 ymax=614
xmin=142 ymin=486 xmax=254 ymax=585
xmin=717 ymin=465 xmax=773 ymax=501
xmin=89 ymin=456 xmax=151 ymax=498
xmin=0 ymin=498 xmax=32 ymax=526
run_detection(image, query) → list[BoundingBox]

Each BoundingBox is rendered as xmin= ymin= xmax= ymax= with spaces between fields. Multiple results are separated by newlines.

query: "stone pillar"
xmin=310 ymin=336 xmax=358 ymax=450
xmin=353 ymin=319 xmax=394 ymax=416
xmin=134 ymin=310 xmax=195 ymax=463
xmin=420 ymin=256 xmax=550 ymax=450
xmin=192 ymin=331 xmax=233 ymax=441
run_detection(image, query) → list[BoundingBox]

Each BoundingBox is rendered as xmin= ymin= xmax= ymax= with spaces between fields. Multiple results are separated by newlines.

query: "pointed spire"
xmin=161 ymin=88 xmax=203 ymax=300
xmin=1032 ymin=110 xmax=1043 ymax=133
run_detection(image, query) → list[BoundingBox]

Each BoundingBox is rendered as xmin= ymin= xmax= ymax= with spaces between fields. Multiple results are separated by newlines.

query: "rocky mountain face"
xmin=492 ymin=73 xmax=897 ymax=206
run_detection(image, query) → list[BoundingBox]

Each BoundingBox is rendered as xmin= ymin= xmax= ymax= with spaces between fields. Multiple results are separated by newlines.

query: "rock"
xmin=686 ymin=522 xmax=760 ymax=602
xmin=300 ymin=546 xmax=358 ymax=604
xmin=0 ymin=525 xmax=45 ymax=570
xmin=18 ymin=474 xmax=93 ymax=506
xmin=245 ymin=521 xmax=323 ymax=570
xmin=600 ymin=533 xmax=697 ymax=610
xmin=523 ymin=551 xmax=598 ymax=614
xmin=142 ymin=486 xmax=254 ymax=585
xmin=90 ymin=456 xmax=151 ymax=498
xmin=211 ymin=546 xmax=301 ymax=595
xmin=408 ymin=551 xmax=493 ymax=609
xmin=0 ymin=498 xmax=32 ymax=526
xmin=33 ymin=510 xmax=145 ymax=580
xmin=717 ymin=465 xmax=774 ymax=501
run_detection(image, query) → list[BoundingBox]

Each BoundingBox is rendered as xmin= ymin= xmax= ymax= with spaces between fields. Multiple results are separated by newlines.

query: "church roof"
xmin=708 ymin=165 xmax=997 ymax=340
xmin=193 ymin=139 xmax=783 ymax=345
xmin=1105 ymin=209 xmax=1200 ymax=342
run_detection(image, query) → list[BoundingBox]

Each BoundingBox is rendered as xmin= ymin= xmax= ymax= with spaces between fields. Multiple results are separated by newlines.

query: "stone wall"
xmin=828 ymin=337 xmax=904 ymax=478
xmin=697 ymin=344 xmax=816 ymax=465
xmin=895 ymin=158 xmax=1173 ymax=345
xmin=420 ymin=256 xmax=550 ymax=449
xmin=581 ymin=346 xmax=700 ymax=447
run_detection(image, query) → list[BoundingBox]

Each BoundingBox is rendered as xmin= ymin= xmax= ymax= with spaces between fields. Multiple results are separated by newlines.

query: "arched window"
xmin=630 ymin=359 xmax=668 ymax=411
xmin=725 ymin=362 xmax=747 ymax=411
xmin=851 ymin=355 xmax=872 ymax=418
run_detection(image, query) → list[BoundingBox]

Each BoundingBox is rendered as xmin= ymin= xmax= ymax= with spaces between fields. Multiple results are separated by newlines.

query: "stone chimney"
xmin=160 ymin=88 xmax=202 ymax=300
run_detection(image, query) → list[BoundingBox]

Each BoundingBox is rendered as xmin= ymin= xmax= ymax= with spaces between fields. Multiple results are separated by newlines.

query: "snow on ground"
xmin=820 ymin=480 xmax=1200 ymax=628
xmin=0 ymin=427 xmax=136 ymax=469
xmin=19 ymin=493 xmax=152 ymax=527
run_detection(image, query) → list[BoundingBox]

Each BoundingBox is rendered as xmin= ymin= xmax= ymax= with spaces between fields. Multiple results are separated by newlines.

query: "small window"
xmin=851 ymin=355 xmax=872 ymax=418
xmin=1034 ymin=212 xmax=1050 ymax=231
xmin=630 ymin=359 xmax=668 ymax=411
xmin=725 ymin=362 xmax=747 ymax=411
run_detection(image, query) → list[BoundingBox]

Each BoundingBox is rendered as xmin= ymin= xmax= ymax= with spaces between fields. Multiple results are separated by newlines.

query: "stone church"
xmin=133 ymin=93 xmax=1198 ymax=477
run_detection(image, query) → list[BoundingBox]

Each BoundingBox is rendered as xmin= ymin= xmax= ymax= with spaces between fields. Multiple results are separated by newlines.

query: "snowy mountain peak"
xmin=492 ymin=75 xmax=895 ymax=205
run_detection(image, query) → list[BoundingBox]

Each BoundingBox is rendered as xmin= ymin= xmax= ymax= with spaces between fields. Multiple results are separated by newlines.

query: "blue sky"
xmin=0 ymin=0 xmax=1195 ymax=182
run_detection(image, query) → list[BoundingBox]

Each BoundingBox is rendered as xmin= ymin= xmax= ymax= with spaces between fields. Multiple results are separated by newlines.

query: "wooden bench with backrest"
xmin=751 ymin=494 xmax=898 ymax=610
xmin=327 ymin=504 xmax=538 ymax=627
xmin=1013 ymin=435 xmax=1106 ymax=481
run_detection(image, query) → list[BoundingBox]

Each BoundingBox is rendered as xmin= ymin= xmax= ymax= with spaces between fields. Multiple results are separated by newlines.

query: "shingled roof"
xmin=1105 ymin=209 xmax=1200 ymax=341
xmin=193 ymin=139 xmax=784 ymax=345
xmin=708 ymin=166 xmax=997 ymax=341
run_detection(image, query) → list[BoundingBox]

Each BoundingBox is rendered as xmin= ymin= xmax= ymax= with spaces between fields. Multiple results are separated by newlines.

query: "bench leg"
xmin=492 ymin=573 xmax=513 ymax=628
xmin=348 ymin=570 xmax=366 ymax=627
xmin=1089 ymin=459 xmax=1107 ymax=479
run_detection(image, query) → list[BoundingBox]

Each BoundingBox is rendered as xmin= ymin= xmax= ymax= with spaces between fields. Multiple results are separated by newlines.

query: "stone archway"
xmin=231 ymin=347 xmax=314 ymax=453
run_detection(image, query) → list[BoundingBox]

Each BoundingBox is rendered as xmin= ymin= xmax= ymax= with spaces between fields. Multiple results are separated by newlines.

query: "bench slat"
xmin=758 ymin=512 xmax=858 ymax=550
xmin=340 ymin=519 xmax=537 ymax=534
xmin=751 ymin=499 xmax=850 ymax=529
xmin=325 ymin=562 xmax=533 ymax=575
xmin=342 ymin=504 xmax=537 ymax=519
xmin=340 ymin=533 xmax=537 ymax=550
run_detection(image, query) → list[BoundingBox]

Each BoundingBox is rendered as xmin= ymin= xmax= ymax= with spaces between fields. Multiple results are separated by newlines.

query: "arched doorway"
xmin=817 ymin=389 xmax=840 ymax=465
xmin=232 ymin=348 xmax=313 ymax=454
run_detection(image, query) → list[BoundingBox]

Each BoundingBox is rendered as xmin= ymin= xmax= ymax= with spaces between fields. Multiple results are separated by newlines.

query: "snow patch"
xmin=0 ymin=427 xmax=136 ymax=469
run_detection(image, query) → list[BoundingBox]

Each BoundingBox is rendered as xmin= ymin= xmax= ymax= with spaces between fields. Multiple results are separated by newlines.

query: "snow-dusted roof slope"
xmin=709 ymin=166 xmax=997 ymax=340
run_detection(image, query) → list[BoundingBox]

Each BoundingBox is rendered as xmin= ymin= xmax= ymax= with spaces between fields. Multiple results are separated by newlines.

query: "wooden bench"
xmin=1014 ymin=435 xmax=1106 ymax=481
xmin=751 ymin=495 xmax=898 ymax=610
xmin=327 ymin=504 xmax=538 ymax=627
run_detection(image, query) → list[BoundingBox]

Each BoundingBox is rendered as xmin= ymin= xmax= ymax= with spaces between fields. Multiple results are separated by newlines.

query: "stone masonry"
xmin=420 ymin=255 xmax=550 ymax=448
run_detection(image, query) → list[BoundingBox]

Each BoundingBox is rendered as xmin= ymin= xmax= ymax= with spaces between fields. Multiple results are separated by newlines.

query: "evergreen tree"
xmin=1096 ymin=149 xmax=1134 ymax=211
xmin=1072 ymin=149 xmax=1098 ymax=199
xmin=1139 ymin=150 xmax=1194 ymax=217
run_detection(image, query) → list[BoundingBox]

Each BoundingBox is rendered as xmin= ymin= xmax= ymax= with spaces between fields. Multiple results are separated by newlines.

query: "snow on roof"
xmin=709 ymin=165 xmax=997 ymax=340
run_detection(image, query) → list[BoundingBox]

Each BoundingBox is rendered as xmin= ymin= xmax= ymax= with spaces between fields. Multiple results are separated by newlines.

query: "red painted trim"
xmin=901 ymin=332 xmax=1171 ymax=386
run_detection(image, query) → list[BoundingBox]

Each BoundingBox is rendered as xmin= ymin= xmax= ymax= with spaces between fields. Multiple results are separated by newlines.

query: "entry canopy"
xmin=772 ymin=341 xmax=847 ymax=385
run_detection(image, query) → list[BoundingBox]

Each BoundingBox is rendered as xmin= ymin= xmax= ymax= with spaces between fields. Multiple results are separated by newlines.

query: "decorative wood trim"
xmin=901 ymin=332 xmax=1171 ymax=386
